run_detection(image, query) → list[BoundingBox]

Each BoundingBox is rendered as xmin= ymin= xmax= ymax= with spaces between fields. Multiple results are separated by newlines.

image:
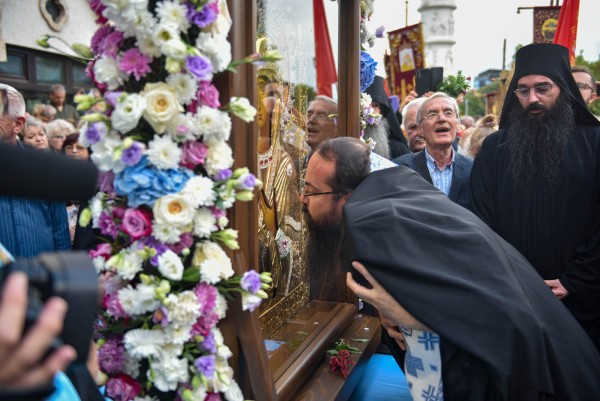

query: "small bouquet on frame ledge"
xmin=436 ymin=70 xmax=472 ymax=98
xmin=60 ymin=0 xmax=280 ymax=400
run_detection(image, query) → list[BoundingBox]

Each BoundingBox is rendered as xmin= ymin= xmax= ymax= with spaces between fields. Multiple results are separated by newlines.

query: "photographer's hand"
xmin=0 ymin=272 xmax=76 ymax=389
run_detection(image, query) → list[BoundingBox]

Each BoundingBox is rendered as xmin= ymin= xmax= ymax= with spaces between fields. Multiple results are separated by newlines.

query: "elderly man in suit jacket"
xmin=392 ymin=92 xmax=473 ymax=210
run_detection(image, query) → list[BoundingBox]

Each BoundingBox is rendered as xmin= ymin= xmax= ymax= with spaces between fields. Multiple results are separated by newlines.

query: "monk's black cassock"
xmin=341 ymin=166 xmax=600 ymax=400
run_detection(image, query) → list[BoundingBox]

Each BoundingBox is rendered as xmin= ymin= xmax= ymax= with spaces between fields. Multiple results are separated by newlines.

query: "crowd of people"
xmin=1 ymin=41 xmax=600 ymax=400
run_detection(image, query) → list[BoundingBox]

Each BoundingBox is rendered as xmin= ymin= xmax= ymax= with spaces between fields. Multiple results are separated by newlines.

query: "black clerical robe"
xmin=342 ymin=166 xmax=600 ymax=400
xmin=470 ymin=126 xmax=600 ymax=351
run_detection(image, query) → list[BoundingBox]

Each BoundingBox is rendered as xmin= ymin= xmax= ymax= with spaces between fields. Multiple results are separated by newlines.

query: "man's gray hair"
xmin=416 ymin=92 xmax=460 ymax=125
xmin=401 ymin=97 xmax=426 ymax=130
xmin=50 ymin=84 xmax=66 ymax=94
xmin=309 ymin=95 xmax=338 ymax=110
xmin=0 ymin=83 xmax=25 ymax=119
xmin=46 ymin=119 xmax=75 ymax=138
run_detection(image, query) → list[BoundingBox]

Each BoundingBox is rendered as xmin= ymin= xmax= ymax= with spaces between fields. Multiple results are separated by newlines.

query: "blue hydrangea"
xmin=360 ymin=51 xmax=378 ymax=92
xmin=114 ymin=156 xmax=194 ymax=208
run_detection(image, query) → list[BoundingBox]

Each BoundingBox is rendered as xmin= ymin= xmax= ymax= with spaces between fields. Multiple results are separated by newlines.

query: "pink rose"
xmin=197 ymin=81 xmax=221 ymax=108
xmin=181 ymin=141 xmax=208 ymax=169
xmin=90 ymin=243 xmax=112 ymax=259
xmin=120 ymin=208 xmax=152 ymax=240
xmin=106 ymin=374 xmax=141 ymax=401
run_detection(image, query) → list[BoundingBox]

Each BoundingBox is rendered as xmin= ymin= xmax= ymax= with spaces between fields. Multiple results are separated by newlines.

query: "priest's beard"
xmin=364 ymin=119 xmax=391 ymax=159
xmin=304 ymin=203 xmax=343 ymax=301
xmin=506 ymin=92 xmax=575 ymax=190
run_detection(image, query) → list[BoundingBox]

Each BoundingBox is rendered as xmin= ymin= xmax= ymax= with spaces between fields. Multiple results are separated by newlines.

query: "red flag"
xmin=552 ymin=0 xmax=579 ymax=64
xmin=313 ymin=0 xmax=337 ymax=97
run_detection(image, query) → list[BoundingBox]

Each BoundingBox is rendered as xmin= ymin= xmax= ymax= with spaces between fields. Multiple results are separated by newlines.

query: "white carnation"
xmin=156 ymin=0 xmax=190 ymax=32
xmin=192 ymin=241 xmax=234 ymax=284
xmin=193 ymin=208 xmax=217 ymax=238
xmin=195 ymin=106 xmax=231 ymax=142
xmin=214 ymin=289 xmax=228 ymax=319
xmin=157 ymin=249 xmax=184 ymax=281
xmin=119 ymin=251 xmax=144 ymax=281
xmin=152 ymin=222 xmax=182 ymax=244
xmin=166 ymin=291 xmax=200 ymax=326
xmin=118 ymin=283 xmax=160 ymax=316
xmin=146 ymin=135 xmax=182 ymax=170
xmin=149 ymin=355 xmax=189 ymax=392
xmin=102 ymin=0 xmax=149 ymax=37
xmin=153 ymin=193 xmax=195 ymax=228
xmin=181 ymin=176 xmax=216 ymax=207
xmin=204 ymin=139 xmax=234 ymax=175
xmin=93 ymin=55 xmax=126 ymax=91
xmin=111 ymin=93 xmax=147 ymax=133
xmin=124 ymin=329 xmax=167 ymax=359
xmin=196 ymin=32 xmax=232 ymax=73
xmin=224 ymin=381 xmax=244 ymax=401
xmin=92 ymin=256 xmax=106 ymax=273
xmin=124 ymin=353 xmax=140 ymax=377
xmin=166 ymin=73 xmax=198 ymax=106
xmin=89 ymin=194 xmax=103 ymax=228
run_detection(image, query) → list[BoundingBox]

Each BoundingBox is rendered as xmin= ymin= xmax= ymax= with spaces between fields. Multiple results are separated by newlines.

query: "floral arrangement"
xmin=44 ymin=1 xmax=281 ymax=400
xmin=327 ymin=339 xmax=361 ymax=379
xmin=437 ymin=70 xmax=472 ymax=98
xmin=359 ymin=92 xmax=382 ymax=149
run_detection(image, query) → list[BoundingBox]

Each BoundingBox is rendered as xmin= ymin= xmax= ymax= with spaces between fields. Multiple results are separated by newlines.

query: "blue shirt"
xmin=425 ymin=148 xmax=454 ymax=196
xmin=0 ymin=195 xmax=71 ymax=258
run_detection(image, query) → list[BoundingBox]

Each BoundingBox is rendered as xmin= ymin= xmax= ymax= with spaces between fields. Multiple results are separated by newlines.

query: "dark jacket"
xmin=392 ymin=150 xmax=473 ymax=210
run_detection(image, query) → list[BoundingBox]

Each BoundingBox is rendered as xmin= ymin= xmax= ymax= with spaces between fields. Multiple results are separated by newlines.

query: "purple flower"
xmin=138 ymin=237 xmax=168 ymax=266
xmin=205 ymin=393 xmax=222 ymax=401
xmin=98 ymin=171 xmax=115 ymax=196
xmin=152 ymin=306 xmax=170 ymax=327
xmin=98 ymin=211 xmax=118 ymax=239
xmin=236 ymin=173 xmax=256 ymax=190
xmin=192 ymin=312 xmax=219 ymax=336
xmin=186 ymin=55 xmax=213 ymax=81
xmin=241 ymin=270 xmax=262 ymax=293
xmin=196 ymin=81 xmax=221 ymax=108
xmin=375 ymin=25 xmax=385 ymax=38
xmin=121 ymin=142 xmax=144 ymax=166
xmin=180 ymin=141 xmax=208 ymax=169
xmin=84 ymin=121 xmax=106 ymax=145
xmin=187 ymin=3 xmax=218 ymax=28
xmin=103 ymin=91 xmax=123 ymax=108
xmin=199 ymin=330 xmax=216 ymax=353
xmin=194 ymin=282 xmax=217 ymax=314
xmin=360 ymin=51 xmax=378 ymax=92
xmin=98 ymin=336 xmax=125 ymax=374
xmin=90 ymin=25 xmax=114 ymax=55
xmin=119 ymin=48 xmax=152 ymax=81
xmin=194 ymin=355 xmax=216 ymax=378
xmin=105 ymin=374 xmax=141 ymax=401
xmin=167 ymin=232 xmax=194 ymax=254
xmin=214 ymin=169 xmax=232 ymax=181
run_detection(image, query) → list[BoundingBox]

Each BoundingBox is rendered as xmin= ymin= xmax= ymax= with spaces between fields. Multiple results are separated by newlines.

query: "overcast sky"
xmin=324 ymin=0 xmax=599 ymax=79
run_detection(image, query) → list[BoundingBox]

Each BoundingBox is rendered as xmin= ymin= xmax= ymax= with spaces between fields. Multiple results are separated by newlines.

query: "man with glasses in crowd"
xmin=572 ymin=65 xmax=598 ymax=105
xmin=470 ymin=43 xmax=600 ymax=352
xmin=393 ymin=92 xmax=473 ymax=210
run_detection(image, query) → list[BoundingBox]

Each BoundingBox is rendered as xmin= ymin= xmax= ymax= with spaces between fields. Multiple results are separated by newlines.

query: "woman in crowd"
xmin=20 ymin=116 xmax=49 ymax=150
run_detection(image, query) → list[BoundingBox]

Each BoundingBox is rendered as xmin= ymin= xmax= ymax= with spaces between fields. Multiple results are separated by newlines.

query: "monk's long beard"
xmin=506 ymin=92 xmax=575 ymax=190
xmin=364 ymin=118 xmax=391 ymax=159
xmin=304 ymin=205 xmax=343 ymax=301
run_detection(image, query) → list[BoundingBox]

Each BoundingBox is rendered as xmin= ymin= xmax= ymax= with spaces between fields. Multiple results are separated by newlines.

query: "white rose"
xmin=111 ymin=93 xmax=147 ymax=134
xmin=157 ymin=249 xmax=184 ymax=281
xmin=153 ymin=193 xmax=195 ymax=229
xmin=142 ymin=82 xmax=183 ymax=134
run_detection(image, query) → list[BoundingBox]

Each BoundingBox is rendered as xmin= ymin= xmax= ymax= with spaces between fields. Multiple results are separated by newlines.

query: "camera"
xmin=0 ymin=251 xmax=99 ymax=363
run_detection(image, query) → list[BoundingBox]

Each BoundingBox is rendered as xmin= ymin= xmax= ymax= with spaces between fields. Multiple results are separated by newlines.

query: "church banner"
xmin=533 ymin=6 xmax=560 ymax=44
xmin=386 ymin=23 xmax=425 ymax=102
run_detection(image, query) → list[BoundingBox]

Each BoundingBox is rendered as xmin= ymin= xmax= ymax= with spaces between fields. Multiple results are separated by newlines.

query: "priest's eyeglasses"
xmin=576 ymin=83 xmax=594 ymax=91
xmin=514 ymin=83 xmax=554 ymax=98
xmin=423 ymin=110 xmax=456 ymax=121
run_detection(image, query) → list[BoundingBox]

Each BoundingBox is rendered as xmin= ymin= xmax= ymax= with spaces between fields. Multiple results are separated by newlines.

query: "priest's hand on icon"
xmin=346 ymin=261 xmax=429 ymax=331
xmin=544 ymin=279 xmax=569 ymax=300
